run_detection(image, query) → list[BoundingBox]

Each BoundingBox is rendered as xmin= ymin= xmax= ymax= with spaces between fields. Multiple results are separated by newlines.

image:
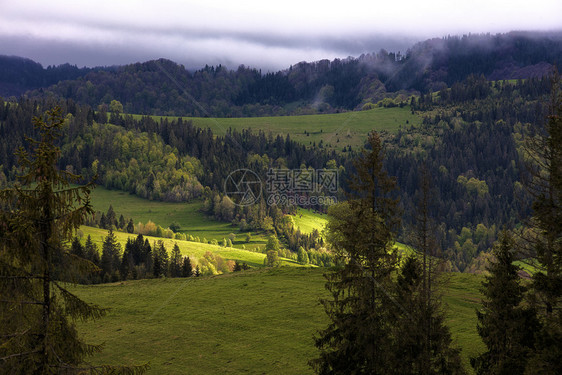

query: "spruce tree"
xmin=71 ymin=236 xmax=85 ymax=259
xmin=127 ymin=218 xmax=135 ymax=233
xmin=181 ymin=256 xmax=193 ymax=277
xmin=521 ymin=71 xmax=562 ymax=374
xmin=0 ymin=107 xmax=146 ymax=373
xmin=100 ymin=229 xmax=121 ymax=282
xmin=391 ymin=166 xmax=465 ymax=374
xmin=391 ymin=256 xmax=465 ymax=375
xmin=310 ymin=132 xmax=401 ymax=374
xmin=170 ymin=243 xmax=182 ymax=277
xmin=84 ymin=235 xmax=99 ymax=266
xmin=156 ymin=241 xmax=169 ymax=277
xmin=106 ymin=205 xmax=116 ymax=229
xmin=118 ymin=214 xmax=125 ymax=230
xmin=472 ymin=231 xmax=539 ymax=375
xmin=153 ymin=256 xmax=161 ymax=278
xmin=120 ymin=239 xmax=135 ymax=281
xmin=143 ymin=239 xmax=153 ymax=274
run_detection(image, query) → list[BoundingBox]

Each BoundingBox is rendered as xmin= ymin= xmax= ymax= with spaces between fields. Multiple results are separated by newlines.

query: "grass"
xmin=130 ymin=106 xmax=421 ymax=150
xmin=87 ymin=185 xmax=330 ymax=249
xmin=293 ymin=208 xmax=328 ymax=234
xmin=72 ymin=268 xmax=484 ymax=374
xmin=88 ymin=186 xmax=240 ymax=242
xmin=79 ymin=226 xmax=298 ymax=269
xmin=442 ymin=273 xmax=486 ymax=371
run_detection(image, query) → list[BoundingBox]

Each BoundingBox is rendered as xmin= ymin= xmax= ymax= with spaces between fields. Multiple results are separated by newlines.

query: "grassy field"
xmin=442 ymin=273 xmax=486 ymax=371
xmin=293 ymin=208 xmax=328 ymax=234
xmin=79 ymin=226 xmax=298 ymax=268
xmin=87 ymin=186 xmax=241 ymax=242
xmin=88 ymin=186 xmax=329 ymax=246
xmin=72 ymin=268 xmax=484 ymax=374
xmin=130 ymin=106 xmax=421 ymax=149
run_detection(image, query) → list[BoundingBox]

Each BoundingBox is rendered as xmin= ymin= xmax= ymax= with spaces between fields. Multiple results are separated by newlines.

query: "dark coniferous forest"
xmin=1 ymin=30 xmax=562 ymax=374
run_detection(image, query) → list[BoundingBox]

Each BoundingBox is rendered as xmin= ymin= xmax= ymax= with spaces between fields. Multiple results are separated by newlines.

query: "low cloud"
xmin=1 ymin=0 xmax=560 ymax=71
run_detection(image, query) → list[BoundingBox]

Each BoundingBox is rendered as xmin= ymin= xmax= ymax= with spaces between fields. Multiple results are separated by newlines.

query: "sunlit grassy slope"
xmin=88 ymin=186 xmax=330 ymax=246
xmin=293 ymin=208 xmax=328 ymax=234
xmin=131 ymin=106 xmax=421 ymax=149
xmin=79 ymin=226 xmax=297 ymax=268
xmin=72 ymin=268 xmax=484 ymax=374
xmin=88 ymin=186 xmax=239 ymax=242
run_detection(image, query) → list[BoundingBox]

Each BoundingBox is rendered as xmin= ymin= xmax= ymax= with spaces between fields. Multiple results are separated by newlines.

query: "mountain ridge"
xmin=1 ymin=31 xmax=561 ymax=116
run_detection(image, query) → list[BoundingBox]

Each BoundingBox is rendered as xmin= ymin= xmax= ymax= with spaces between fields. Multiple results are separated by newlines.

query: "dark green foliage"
xmin=391 ymin=257 xmax=465 ymax=375
xmin=0 ymin=38 xmax=560 ymax=274
xmin=181 ymin=257 xmax=193 ymax=277
xmin=471 ymin=231 xmax=539 ymax=375
xmin=152 ymin=240 xmax=168 ymax=278
xmin=106 ymin=205 xmax=116 ymax=228
xmin=127 ymin=218 xmax=135 ymax=233
xmin=157 ymin=241 xmax=169 ymax=276
xmin=10 ymin=33 xmax=559 ymax=115
xmin=118 ymin=214 xmax=126 ymax=229
xmin=71 ymin=236 xmax=85 ymax=258
xmin=521 ymin=71 xmax=562 ymax=374
xmin=169 ymin=222 xmax=181 ymax=232
xmin=153 ymin=256 xmax=161 ymax=278
xmin=311 ymin=132 xmax=401 ymax=374
xmin=233 ymin=261 xmax=250 ymax=272
xmin=101 ymin=229 xmax=121 ymax=282
xmin=391 ymin=166 xmax=465 ymax=375
xmin=120 ymin=238 xmax=135 ymax=281
xmin=0 ymin=107 xmax=146 ymax=373
xmin=170 ymin=243 xmax=182 ymax=277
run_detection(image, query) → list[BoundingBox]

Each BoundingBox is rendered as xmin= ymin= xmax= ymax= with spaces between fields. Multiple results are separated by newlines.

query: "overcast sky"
xmin=1 ymin=0 xmax=561 ymax=71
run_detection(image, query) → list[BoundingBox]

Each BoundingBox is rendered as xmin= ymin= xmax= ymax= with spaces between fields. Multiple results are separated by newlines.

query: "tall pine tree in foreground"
xmin=391 ymin=166 xmax=465 ymax=375
xmin=310 ymin=132 xmax=401 ymax=374
xmin=471 ymin=231 xmax=538 ymax=375
xmin=521 ymin=71 xmax=562 ymax=374
xmin=0 ymin=107 xmax=147 ymax=373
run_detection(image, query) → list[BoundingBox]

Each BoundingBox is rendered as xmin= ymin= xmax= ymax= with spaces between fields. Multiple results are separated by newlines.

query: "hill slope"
xmin=72 ymin=268 xmax=484 ymax=374
xmin=3 ymin=32 xmax=561 ymax=116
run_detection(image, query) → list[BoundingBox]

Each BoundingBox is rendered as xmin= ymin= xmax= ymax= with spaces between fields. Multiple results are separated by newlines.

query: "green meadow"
xmin=72 ymin=268 xmax=484 ymax=374
xmin=79 ymin=226 xmax=298 ymax=268
xmin=131 ymin=106 xmax=421 ymax=149
xmin=87 ymin=186 xmax=240 ymax=242
xmin=293 ymin=208 xmax=328 ymax=234
xmin=80 ymin=184 xmax=485 ymax=373
xmin=86 ymin=185 xmax=332 ymax=251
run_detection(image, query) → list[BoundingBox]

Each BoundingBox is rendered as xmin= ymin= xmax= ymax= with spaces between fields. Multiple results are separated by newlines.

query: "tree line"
xmin=311 ymin=71 xmax=562 ymax=373
xmin=0 ymin=74 xmax=556 ymax=272
xmin=2 ymin=32 xmax=560 ymax=117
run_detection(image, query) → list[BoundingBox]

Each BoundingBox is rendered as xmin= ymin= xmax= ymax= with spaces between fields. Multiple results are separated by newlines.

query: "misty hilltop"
xmin=1 ymin=31 xmax=561 ymax=117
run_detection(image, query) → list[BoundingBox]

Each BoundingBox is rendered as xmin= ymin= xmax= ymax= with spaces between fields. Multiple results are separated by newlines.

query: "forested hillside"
xmin=0 ymin=72 xmax=553 ymax=272
xmin=1 ymin=32 xmax=560 ymax=273
xmin=2 ymin=32 xmax=561 ymax=117
xmin=0 ymin=55 xmax=101 ymax=97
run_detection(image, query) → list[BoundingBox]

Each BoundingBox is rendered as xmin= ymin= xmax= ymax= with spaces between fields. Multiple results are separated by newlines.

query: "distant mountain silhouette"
xmin=1 ymin=31 xmax=561 ymax=116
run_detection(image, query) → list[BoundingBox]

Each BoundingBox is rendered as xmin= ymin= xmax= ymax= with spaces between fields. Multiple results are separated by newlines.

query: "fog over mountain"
xmin=1 ymin=0 xmax=561 ymax=71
